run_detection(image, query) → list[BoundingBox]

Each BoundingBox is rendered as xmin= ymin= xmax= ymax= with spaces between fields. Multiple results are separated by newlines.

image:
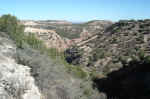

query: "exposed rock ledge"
xmin=24 ymin=27 xmax=72 ymax=52
xmin=0 ymin=33 xmax=41 ymax=99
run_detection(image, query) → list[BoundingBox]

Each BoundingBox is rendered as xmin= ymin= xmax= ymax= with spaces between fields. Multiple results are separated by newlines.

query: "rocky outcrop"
xmin=24 ymin=27 xmax=72 ymax=51
xmin=0 ymin=32 xmax=41 ymax=99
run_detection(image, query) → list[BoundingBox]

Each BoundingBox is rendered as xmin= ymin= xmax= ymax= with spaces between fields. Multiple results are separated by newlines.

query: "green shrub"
xmin=138 ymin=49 xmax=145 ymax=60
xmin=0 ymin=14 xmax=25 ymax=47
xmin=144 ymin=56 xmax=150 ymax=64
xmin=25 ymin=33 xmax=45 ymax=49
xmin=92 ymin=49 xmax=105 ymax=60
xmin=83 ymin=88 xmax=92 ymax=96
xmin=0 ymin=14 xmax=18 ymax=33
xmin=63 ymin=61 xmax=87 ymax=79
xmin=74 ymin=66 xmax=87 ymax=79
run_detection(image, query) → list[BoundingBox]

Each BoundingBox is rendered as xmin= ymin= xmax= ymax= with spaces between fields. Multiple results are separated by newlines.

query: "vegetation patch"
xmin=0 ymin=14 xmax=88 ymax=79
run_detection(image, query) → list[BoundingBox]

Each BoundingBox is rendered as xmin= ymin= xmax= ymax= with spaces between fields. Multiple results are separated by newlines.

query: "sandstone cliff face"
xmin=0 ymin=32 xmax=41 ymax=99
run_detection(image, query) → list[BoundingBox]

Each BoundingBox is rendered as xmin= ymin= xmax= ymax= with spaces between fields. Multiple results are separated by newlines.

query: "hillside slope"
xmin=65 ymin=19 xmax=150 ymax=99
xmin=66 ymin=19 xmax=150 ymax=74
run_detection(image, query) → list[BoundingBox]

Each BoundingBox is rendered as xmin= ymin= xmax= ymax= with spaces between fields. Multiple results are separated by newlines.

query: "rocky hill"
xmin=65 ymin=19 xmax=150 ymax=99
xmin=66 ymin=19 xmax=150 ymax=74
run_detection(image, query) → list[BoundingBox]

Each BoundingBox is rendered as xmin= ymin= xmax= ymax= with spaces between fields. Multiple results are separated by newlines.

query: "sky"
xmin=0 ymin=0 xmax=150 ymax=22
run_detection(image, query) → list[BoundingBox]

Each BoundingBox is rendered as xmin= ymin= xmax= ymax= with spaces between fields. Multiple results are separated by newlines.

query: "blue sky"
xmin=0 ymin=0 xmax=150 ymax=22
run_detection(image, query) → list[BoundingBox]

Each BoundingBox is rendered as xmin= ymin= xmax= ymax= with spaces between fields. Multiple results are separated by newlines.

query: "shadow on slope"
xmin=93 ymin=59 xmax=150 ymax=99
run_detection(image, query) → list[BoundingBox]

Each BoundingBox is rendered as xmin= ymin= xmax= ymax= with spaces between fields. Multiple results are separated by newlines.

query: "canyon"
xmin=0 ymin=14 xmax=150 ymax=99
xmin=22 ymin=20 xmax=112 ymax=51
